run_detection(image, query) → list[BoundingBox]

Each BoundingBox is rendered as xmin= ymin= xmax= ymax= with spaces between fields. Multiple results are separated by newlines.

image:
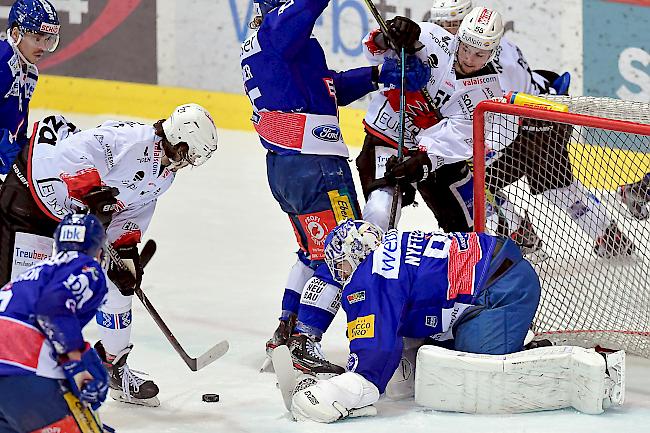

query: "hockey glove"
xmin=0 ymin=129 xmax=21 ymax=175
xmin=385 ymin=16 xmax=422 ymax=54
xmin=379 ymin=56 xmax=431 ymax=92
xmin=62 ymin=343 xmax=109 ymax=410
xmin=83 ymin=186 xmax=119 ymax=227
xmin=384 ymin=152 xmax=433 ymax=184
xmin=107 ymin=245 xmax=143 ymax=296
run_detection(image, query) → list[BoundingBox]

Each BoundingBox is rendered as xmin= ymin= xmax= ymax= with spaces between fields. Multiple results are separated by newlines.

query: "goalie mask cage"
xmin=472 ymin=96 xmax=650 ymax=357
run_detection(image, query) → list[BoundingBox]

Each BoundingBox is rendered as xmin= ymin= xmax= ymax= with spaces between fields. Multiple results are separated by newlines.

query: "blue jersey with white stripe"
xmin=240 ymin=0 xmax=376 ymax=155
xmin=0 ymin=252 xmax=107 ymax=377
xmin=347 ymin=230 xmax=498 ymax=339
xmin=0 ymin=40 xmax=37 ymax=152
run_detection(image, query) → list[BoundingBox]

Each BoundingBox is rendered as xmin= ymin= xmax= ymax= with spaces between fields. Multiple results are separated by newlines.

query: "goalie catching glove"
xmin=107 ymin=244 xmax=143 ymax=296
xmin=384 ymin=151 xmax=433 ymax=185
xmin=291 ymin=372 xmax=379 ymax=423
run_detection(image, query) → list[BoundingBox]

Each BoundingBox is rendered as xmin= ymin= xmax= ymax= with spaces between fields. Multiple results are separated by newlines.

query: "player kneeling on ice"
xmin=0 ymin=214 xmax=112 ymax=433
xmin=289 ymin=220 xmax=626 ymax=422
xmin=0 ymin=103 xmax=219 ymax=407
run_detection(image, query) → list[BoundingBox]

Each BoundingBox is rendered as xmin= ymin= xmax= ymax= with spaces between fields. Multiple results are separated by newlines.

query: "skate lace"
xmin=119 ymin=364 xmax=147 ymax=401
xmin=305 ymin=337 xmax=327 ymax=362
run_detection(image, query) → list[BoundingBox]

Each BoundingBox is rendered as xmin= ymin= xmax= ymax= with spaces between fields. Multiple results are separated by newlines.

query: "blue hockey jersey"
xmin=345 ymin=230 xmax=499 ymax=341
xmin=0 ymin=252 xmax=107 ymax=378
xmin=0 ymin=39 xmax=37 ymax=168
xmin=240 ymin=0 xmax=377 ymax=156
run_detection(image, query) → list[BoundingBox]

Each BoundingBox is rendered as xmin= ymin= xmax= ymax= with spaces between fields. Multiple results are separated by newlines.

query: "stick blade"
xmin=193 ymin=340 xmax=229 ymax=371
xmin=272 ymin=345 xmax=296 ymax=411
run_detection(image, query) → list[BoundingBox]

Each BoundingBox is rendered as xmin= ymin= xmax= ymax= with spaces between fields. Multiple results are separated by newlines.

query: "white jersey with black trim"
xmin=362 ymin=22 xmax=504 ymax=167
xmin=28 ymin=116 xmax=174 ymax=246
xmin=492 ymin=37 xmax=549 ymax=96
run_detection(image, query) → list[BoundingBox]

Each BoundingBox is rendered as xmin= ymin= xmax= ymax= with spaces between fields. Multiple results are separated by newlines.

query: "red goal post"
xmin=472 ymin=97 xmax=650 ymax=356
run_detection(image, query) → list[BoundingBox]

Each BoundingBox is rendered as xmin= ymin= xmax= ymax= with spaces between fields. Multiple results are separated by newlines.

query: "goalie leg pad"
xmin=415 ymin=345 xmax=626 ymax=415
xmin=291 ymin=372 xmax=380 ymax=423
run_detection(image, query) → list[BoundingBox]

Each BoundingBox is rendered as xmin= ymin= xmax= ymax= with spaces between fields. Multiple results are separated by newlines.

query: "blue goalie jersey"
xmin=351 ymin=230 xmax=498 ymax=339
xmin=0 ymin=252 xmax=107 ymax=378
xmin=240 ymin=0 xmax=376 ymax=156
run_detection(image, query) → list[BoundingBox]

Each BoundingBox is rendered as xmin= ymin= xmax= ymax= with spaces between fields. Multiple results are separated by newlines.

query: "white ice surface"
xmin=31 ymin=111 xmax=650 ymax=433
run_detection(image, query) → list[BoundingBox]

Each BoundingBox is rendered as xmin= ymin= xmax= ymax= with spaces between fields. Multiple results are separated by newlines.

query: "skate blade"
xmin=525 ymin=248 xmax=550 ymax=264
xmin=260 ymin=356 xmax=275 ymax=373
xmin=110 ymin=389 xmax=160 ymax=407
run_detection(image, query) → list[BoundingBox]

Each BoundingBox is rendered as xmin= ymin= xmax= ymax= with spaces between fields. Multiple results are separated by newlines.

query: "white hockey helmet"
xmin=162 ymin=103 xmax=218 ymax=167
xmin=457 ymin=7 xmax=504 ymax=53
xmin=324 ymin=219 xmax=384 ymax=285
xmin=430 ymin=0 xmax=473 ymax=29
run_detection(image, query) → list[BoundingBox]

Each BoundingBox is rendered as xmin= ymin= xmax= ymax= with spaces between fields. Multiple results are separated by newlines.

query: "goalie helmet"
xmin=457 ymin=7 xmax=504 ymax=54
xmin=162 ymin=103 xmax=218 ymax=167
xmin=430 ymin=0 xmax=473 ymax=32
xmin=54 ymin=213 xmax=106 ymax=258
xmin=7 ymin=0 xmax=60 ymax=52
xmin=324 ymin=220 xmax=384 ymax=285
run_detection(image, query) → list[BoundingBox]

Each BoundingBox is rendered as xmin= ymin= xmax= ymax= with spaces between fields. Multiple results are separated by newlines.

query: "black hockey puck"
xmin=202 ymin=393 xmax=219 ymax=402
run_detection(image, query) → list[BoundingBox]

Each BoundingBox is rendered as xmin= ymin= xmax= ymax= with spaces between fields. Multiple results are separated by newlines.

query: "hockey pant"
xmin=266 ymin=151 xmax=361 ymax=335
xmin=485 ymin=122 xmax=611 ymax=239
xmin=0 ymin=375 xmax=88 ymax=433
xmin=341 ymin=239 xmax=540 ymax=394
xmin=356 ymin=133 xmax=474 ymax=232
xmin=0 ymin=148 xmax=58 ymax=286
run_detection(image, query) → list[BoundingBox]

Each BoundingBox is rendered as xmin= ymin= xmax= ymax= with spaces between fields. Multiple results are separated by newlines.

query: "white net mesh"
xmin=478 ymin=96 xmax=650 ymax=357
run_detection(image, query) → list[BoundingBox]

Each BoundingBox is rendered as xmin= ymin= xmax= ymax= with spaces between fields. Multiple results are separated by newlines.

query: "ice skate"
xmin=95 ymin=341 xmax=160 ymax=407
xmin=594 ymin=221 xmax=635 ymax=258
xmin=509 ymin=211 xmax=549 ymax=262
xmin=617 ymin=181 xmax=650 ymax=220
xmin=260 ymin=313 xmax=297 ymax=372
xmin=286 ymin=333 xmax=345 ymax=378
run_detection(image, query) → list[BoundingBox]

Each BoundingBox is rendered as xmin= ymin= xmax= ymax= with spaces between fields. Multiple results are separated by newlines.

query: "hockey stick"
xmin=105 ymin=243 xmax=229 ymax=371
xmin=361 ymin=0 xmax=435 ymax=108
xmin=387 ymin=47 xmax=407 ymax=229
xmin=362 ymin=0 xmax=422 ymax=229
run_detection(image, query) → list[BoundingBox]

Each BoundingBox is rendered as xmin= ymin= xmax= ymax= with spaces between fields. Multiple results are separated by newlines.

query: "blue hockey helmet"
xmin=54 ymin=214 xmax=107 ymax=258
xmin=8 ymin=0 xmax=60 ymax=52
xmin=324 ymin=219 xmax=383 ymax=284
xmin=253 ymin=0 xmax=287 ymax=18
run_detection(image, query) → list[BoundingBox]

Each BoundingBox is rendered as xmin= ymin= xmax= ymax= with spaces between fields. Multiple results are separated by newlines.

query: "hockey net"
xmin=473 ymin=96 xmax=650 ymax=357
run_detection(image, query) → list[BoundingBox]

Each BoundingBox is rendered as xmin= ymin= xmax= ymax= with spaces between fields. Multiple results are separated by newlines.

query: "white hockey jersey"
xmin=362 ymin=23 xmax=504 ymax=167
xmin=492 ymin=37 xmax=548 ymax=96
xmin=27 ymin=115 xmax=174 ymax=247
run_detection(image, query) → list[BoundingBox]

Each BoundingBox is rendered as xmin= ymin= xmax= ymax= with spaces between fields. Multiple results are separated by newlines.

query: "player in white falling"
xmin=431 ymin=0 xmax=634 ymax=259
xmin=357 ymin=7 xmax=504 ymax=234
xmin=0 ymin=103 xmax=219 ymax=407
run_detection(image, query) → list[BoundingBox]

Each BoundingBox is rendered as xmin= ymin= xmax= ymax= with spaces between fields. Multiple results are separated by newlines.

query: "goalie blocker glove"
xmin=384 ymin=152 xmax=433 ymax=185
xmin=107 ymin=245 xmax=143 ymax=296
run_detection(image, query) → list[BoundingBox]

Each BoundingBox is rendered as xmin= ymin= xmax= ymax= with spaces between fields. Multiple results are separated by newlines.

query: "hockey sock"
xmin=95 ymin=283 xmax=133 ymax=355
xmin=541 ymin=181 xmax=611 ymax=240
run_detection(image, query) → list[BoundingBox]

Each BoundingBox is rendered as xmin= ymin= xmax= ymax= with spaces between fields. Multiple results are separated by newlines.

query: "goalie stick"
xmin=105 ymin=242 xmax=229 ymax=371
xmin=272 ymin=345 xmax=296 ymax=411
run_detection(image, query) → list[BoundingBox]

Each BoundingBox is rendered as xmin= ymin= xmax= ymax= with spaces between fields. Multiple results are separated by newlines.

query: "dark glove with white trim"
xmin=385 ymin=16 xmax=422 ymax=54
xmin=83 ymin=186 xmax=119 ymax=227
xmin=384 ymin=152 xmax=433 ymax=184
xmin=107 ymin=245 xmax=142 ymax=296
